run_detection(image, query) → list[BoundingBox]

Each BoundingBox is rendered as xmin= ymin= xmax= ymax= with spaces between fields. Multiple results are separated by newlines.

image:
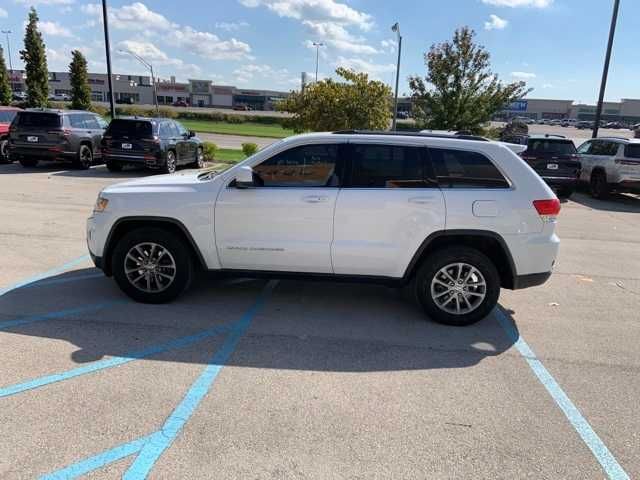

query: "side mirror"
xmin=235 ymin=166 xmax=254 ymax=189
xmin=188 ymin=130 xmax=196 ymax=138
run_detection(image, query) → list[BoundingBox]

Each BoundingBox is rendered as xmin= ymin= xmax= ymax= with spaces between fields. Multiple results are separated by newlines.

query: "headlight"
xmin=94 ymin=196 xmax=109 ymax=213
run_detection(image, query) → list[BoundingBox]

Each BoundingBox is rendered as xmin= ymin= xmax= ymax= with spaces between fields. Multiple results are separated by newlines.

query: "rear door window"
xmin=16 ymin=112 xmax=61 ymax=128
xmin=68 ymin=114 xmax=86 ymax=129
xmin=624 ymin=144 xmax=640 ymax=159
xmin=82 ymin=114 xmax=100 ymax=129
xmin=429 ymin=148 xmax=510 ymax=188
xmin=590 ymin=141 xmax=619 ymax=156
xmin=107 ymin=120 xmax=153 ymax=138
xmin=348 ymin=144 xmax=430 ymax=188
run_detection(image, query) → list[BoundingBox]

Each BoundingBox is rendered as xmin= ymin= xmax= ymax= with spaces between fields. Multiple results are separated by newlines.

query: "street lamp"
xmin=312 ymin=42 xmax=324 ymax=82
xmin=592 ymin=0 xmax=621 ymax=138
xmin=391 ymin=22 xmax=403 ymax=131
xmin=1 ymin=30 xmax=13 ymax=71
xmin=119 ymin=49 xmax=159 ymax=114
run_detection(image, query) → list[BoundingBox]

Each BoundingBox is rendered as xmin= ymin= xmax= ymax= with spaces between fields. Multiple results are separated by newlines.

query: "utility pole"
xmin=101 ymin=0 xmax=116 ymax=119
xmin=593 ymin=0 xmax=620 ymax=138
xmin=312 ymin=42 xmax=324 ymax=82
xmin=1 ymin=30 xmax=12 ymax=71
xmin=391 ymin=23 xmax=403 ymax=131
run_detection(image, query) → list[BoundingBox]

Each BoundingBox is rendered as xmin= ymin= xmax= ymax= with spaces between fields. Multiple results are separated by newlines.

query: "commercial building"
xmin=9 ymin=70 xmax=290 ymax=111
xmin=500 ymin=98 xmax=640 ymax=124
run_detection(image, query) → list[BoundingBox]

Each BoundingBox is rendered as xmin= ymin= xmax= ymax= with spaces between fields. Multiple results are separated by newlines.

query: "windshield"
xmin=527 ymin=140 xmax=576 ymax=155
xmin=106 ymin=119 xmax=154 ymax=137
xmin=0 ymin=111 xmax=18 ymax=123
xmin=15 ymin=112 xmax=61 ymax=128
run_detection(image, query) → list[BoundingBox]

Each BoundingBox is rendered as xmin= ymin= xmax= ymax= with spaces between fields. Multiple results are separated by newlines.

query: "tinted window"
xmin=16 ymin=112 xmax=61 ymax=128
xmin=350 ymin=144 xmax=427 ymax=188
xmin=526 ymin=139 xmax=576 ymax=155
xmin=159 ymin=121 xmax=178 ymax=138
xmin=106 ymin=119 xmax=153 ymax=137
xmin=430 ymin=148 xmax=509 ymax=188
xmin=590 ymin=141 xmax=619 ymax=156
xmin=253 ymin=144 xmax=339 ymax=187
xmin=174 ymin=121 xmax=188 ymax=136
xmin=68 ymin=114 xmax=85 ymax=128
xmin=0 ymin=110 xmax=18 ymax=123
xmin=83 ymin=114 xmax=100 ymax=129
xmin=624 ymin=144 xmax=640 ymax=159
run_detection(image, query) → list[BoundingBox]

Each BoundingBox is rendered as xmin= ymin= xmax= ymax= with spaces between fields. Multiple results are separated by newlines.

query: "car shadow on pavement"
xmin=0 ymin=269 xmax=518 ymax=375
xmin=0 ymin=162 xmax=150 ymax=179
xmin=570 ymin=191 xmax=640 ymax=213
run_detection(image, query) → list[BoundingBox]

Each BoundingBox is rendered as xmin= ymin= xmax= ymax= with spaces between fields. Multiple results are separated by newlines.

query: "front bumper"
xmin=512 ymin=271 xmax=552 ymax=289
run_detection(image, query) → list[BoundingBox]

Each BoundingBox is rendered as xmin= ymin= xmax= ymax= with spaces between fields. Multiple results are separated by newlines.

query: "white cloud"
xmin=484 ymin=14 xmax=508 ymax=30
xmin=15 ymin=0 xmax=74 ymax=5
xmin=38 ymin=21 xmax=75 ymax=37
xmin=0 ymin=7 xmax=7 ymax=17
xmin=215 ymin=21 xmax=249 ymax=31
xmin=542 ymin=83 xmax=554 ymax=88
xmin=380 ymin=39 xmax=397 ymax=53
xmin=481 ymin=0 xmax=553 ymax=7
xmin=240 ymin=0 xmax=373 ymax=30
xmin=334 ymin=56 xmax=395 ymax=80
xmin=233 ymin=63 xmax=297 ymax=87
xmin=82 ymin=3 xmax=251 ymax=61
xmin=302 ymin=20 xmax=378 ymax=54
xmin=115 ymin=39 xmax=201 ymax=77
xmin=511 ymin=71 xmax=537 ymax=79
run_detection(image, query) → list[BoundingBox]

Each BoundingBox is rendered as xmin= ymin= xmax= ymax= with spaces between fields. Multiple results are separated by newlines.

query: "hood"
xmin=103 ymin=169 xmax=219 ymax=193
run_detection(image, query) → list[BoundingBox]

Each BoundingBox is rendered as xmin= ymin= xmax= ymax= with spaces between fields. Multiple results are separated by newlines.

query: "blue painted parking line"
xmin=496 ymin=309 xmax=630 ymax=480
xmin=20 ymin=272 xmax=105 ymax=289
xmin=0 ymin=302 xmax=121 ymax=331
xmin=0 ymin=255 xmax=90 ymax=297
xmin=40 ymin=280 xmax=277 ymax=480
xmin=0 ymin=322 xmax=235 ymax=398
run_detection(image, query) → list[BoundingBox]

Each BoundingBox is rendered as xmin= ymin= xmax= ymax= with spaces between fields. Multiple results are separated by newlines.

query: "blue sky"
xmin=0 ymin=0 xmax=637 ymax=102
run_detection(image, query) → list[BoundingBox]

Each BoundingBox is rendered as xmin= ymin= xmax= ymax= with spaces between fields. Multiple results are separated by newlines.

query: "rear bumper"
xmin=512 ymin=271 xmax=552 ymax=289
xmin=103 ymin=152 xmax=164 ymax=169
xmin=10 ymin=145 xmax=75 ymax=161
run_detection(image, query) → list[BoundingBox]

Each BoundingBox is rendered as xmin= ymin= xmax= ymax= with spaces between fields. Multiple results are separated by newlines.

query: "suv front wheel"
xmin=112 ymin=227 xmax=193 ymax=303
xmin=414 ymin=247 xmax=500 ymax=326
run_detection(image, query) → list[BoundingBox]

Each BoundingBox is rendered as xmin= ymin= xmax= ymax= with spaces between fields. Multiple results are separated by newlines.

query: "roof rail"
xmin=332 ymin=130 xmax=489 ymax=142
xmin=597 ymin=136 xmax=630 ymax=141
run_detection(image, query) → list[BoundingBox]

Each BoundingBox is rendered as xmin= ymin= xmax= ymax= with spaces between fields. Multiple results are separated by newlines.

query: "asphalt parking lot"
xmin=1 ymin=161 xmax=639 ymax=479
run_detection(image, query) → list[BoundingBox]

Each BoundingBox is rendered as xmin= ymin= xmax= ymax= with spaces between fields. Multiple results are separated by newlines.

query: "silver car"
xmin=576 ymin=137 xmax=640 ymax=198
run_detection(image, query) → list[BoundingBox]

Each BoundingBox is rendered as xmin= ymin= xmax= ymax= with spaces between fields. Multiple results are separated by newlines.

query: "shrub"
xmin=202 ymin=142 xmax=218 ymax=161
xmin=156 ymin=107 xmax=178 ymax=119
xmin=89 ymin=104 xmax=110 ymax=117
xmin=241 ymin=142 xmax=259 ymax=157
xmin=225 ymin=114 xmax=245 ymax=124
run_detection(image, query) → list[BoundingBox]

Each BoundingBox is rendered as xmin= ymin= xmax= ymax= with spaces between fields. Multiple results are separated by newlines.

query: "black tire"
xmin=73 ymin=144 xmax=93 ymax=169
xmin=163 ymin=150 xmax=177 ymax=174
xmin=0 ymin=138 xmax=11 ymax=164
xmin=192 ymin=146 xmax=205 ymax=169
xmin=556 ymin=186 xmax=574 ymax=198
xmin=106 ymin=160 xmax=123 ymax=172
xmin=112 ymin=227 xmax=193 ymax=303
xmin=19 ymin=157 xmax=38 ymax=168
xmin=413 ymin=247 xmax=501 ymax=326
xmin=590 ymin=171 xmax=609 ymax=199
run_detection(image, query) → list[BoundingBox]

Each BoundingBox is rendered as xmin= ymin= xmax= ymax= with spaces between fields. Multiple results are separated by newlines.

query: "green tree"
xmin=69 ymin=50 xmax=91 ymax=110
xmin=278 ymin=67 xmax=392 ymax=132
xmin=20 ymin=7 xmax=49 ymax=108
xmin=0 ymin=47 xmax=11 ymax=106
xmin=409 ymin=27 xmax=530 ymax=133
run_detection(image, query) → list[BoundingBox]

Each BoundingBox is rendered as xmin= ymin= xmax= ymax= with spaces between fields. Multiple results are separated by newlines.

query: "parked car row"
xmin=2 ymin=108 xmax=204 ymax=173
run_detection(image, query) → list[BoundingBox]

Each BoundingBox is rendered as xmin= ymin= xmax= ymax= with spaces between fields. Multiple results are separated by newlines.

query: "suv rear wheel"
xmin=112 ymin=227 xmax=193 ymax=303
xmin=590 ymin=170 xmax=609 ymax=199
xmin=163 ymin=150 xmax=177 ymax=174
xmin=0 ymin=138 xmax=11 ymax=163
xmin=192 ymin=146 xmax=205 ymax=169
xmin=414 ymin=247 xmax=500 ymax=326
xmin=74 ymin=145 xmax=93 ymax=169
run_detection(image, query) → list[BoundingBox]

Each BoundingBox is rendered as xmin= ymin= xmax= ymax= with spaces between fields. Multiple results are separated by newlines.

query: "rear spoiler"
xmin=500 ymin=142 xmax=527 ymax=154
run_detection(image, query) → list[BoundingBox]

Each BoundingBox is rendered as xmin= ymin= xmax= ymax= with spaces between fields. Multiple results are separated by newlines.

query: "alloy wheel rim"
xmin=167 ymin=153 xmax=176 ymax=173
xmin=124 ymin=242 xmax=177 ymax=293
xmin=81 ymin=148 xmax=92 ymax=166
xmin=0 ymin=140 xmax=8 ymax=158
xmin=197 ymin=149 xmax=204 ymax=167
xmin=430 ymin=262 xmax=487 ymax=315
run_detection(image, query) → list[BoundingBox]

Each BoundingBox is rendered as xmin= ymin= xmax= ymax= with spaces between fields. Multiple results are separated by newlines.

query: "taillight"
xmin=143 ymin=136 xmax=160 ymax=144
xmin=533 ymin=199 xmax=561 ymax=221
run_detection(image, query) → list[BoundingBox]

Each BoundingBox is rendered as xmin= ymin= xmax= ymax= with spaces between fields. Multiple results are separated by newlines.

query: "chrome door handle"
xmin=408 ymin=197 xmax=435 ymax=204
xmin=302 ymin=195 xmax=328 ymax=203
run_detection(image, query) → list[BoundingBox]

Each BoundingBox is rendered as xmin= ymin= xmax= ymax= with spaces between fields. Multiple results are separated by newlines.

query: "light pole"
xmin=593 ymin=0 xmax=620 ymax=138
xmin=101 ymin=0 xmax=116 ymax=119
xmin=119 ymin=49 xmax=159 ymax=114
xmin=1 ymin=30 xmax=13 ymax=71
xmin=312 ymin=42 xmax=324 ymax=82
xmin=391 ymin=22 xmax=402 ymax=131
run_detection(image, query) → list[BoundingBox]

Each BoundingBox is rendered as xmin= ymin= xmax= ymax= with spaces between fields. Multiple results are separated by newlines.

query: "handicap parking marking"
xmin=0 ymin=321 xmax=235 ymax=398
xmin=0 ymin=302 xmax=123 ymax=331
xmin=0 ymin=255 xmax=91 ymax=297
xmin=40 ymin=280 xmax=277 ymax=480
xmin=496 ymin=309 xmax=630 ymax=480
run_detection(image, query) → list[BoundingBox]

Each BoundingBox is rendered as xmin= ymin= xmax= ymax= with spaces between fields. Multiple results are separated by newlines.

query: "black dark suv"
xmin=102 ymin=118 xmax=204 ymax=173
xmin=520 ymin=135 xmax=581 ymax=197
xmin=9 ymin=109 xmax=108 ymax=169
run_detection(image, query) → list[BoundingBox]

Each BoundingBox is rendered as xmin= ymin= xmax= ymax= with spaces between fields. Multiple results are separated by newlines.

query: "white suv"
xmin=87 ymin=132 xmax=560 ymax=326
